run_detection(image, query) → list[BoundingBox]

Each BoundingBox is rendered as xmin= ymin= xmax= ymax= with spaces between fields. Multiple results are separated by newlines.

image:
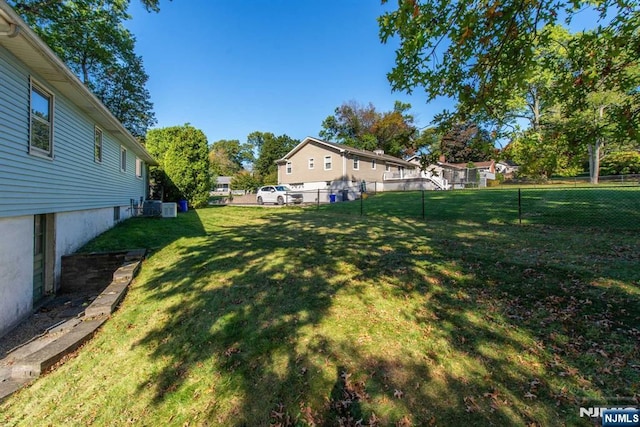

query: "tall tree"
xmin=554 ymin=29 xmax=640 ymax=183
xmin=251 ymin=132 xmax=298 ymax=184
xmin=320 ymin=101 xmax=417 ymax=157
xmin=379 ymin=2 xmax=639 ymax=181
xmin=11 ymin=0 xmax=157 ymax=138
xmin=92 ymin=50 xmax=156 ymax=138
xmin=378 ymin=0 xmax=639 ymax=124
xmin=503 ymin=130 xmax=583 ymax=179
xmin=146 ymin=124 xmax=211 ymax=208
xmin=11 ymin=0 xmax=168 ymax=13
xmin=320 ymin=101 xmax=379 ymax=150
xmin=498 ymin=25 xmax=584 ymax=179
xmin=439 ymin=122 xmax=496 ymax=163
xmin=208 ymin=139 xmax=246 ymax=177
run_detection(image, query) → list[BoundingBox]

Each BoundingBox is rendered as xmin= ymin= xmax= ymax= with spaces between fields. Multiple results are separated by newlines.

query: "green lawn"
xmin=2 ymin=201 xmax=639 ymax=426
xmin=324 ymin=186 xmax=640 ymax=229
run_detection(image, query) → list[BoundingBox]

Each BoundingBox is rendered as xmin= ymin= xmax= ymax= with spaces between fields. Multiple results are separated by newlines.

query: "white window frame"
xmin=135 ymin=157 xmax=142 ymax=178
xmin=286 ymin=161 xmax=292 ymax=174
xmin=324 ymin=155 xmax=332 ymax=170
xmin=29 ymin=78 xmax=54 ymax=158
xmin=120 ymin=146 xmax=127 ymax=172
xmin=371 ymin=159 xmax=377 ymax=170
xmin=308 ymin=158 xmax=315 ymax=169
xmin=353 ymin=156 xmax=359 ymax=170
xmin=94 ymin=126 xmax=103 ymax=163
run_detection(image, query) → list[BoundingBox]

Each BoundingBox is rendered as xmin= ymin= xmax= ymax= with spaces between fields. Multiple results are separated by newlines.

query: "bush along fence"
xmin=316 ymin=185 xmax=640 ymax=230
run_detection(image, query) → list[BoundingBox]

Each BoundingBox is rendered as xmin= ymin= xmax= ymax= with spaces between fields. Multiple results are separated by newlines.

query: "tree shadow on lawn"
xmin=349 ymin=217 xmax=640 ymax=424
xmin=128 ymin=208 xmax=639 ymax=425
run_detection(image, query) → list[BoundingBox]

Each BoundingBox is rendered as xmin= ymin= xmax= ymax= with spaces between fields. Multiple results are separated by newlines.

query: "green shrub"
xmin=601 ymin=151 xmax=640 ymax=175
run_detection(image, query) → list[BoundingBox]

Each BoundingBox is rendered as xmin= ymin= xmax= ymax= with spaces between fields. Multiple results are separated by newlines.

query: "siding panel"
xmin=0 ymin=46 xmax=147 ymax=218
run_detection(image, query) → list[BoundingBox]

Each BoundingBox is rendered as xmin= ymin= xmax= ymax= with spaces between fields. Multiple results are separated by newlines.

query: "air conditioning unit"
xmin=142 ymin=200 xmax=162 ymax=217
xmin=162 ymin=202 xmax=177 ymax=218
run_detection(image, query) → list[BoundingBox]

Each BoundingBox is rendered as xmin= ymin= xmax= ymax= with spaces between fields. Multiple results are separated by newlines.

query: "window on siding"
xmin=324 ymin=155 xmax=332 ymax=170
xmin=120 ymin=146 xmax=127 ymax=172
xmin=286 ymin=161 xmax=292 ymax=174
xmin=135 ymin=157 xmax=142 ymax=178
xmin=371 ymin=159 xmax=376 ymax=169
xmin=308 ymin=158 xmax=314 ymax=169
xmin=94 ymin=127 xmax=103 ymax=163
xmin=385 ymin=164 xmax=391 ymax=172
xmin=353 ymin=156 xmax=359 ymax=170
xmin=29 ymin=79 xmax=54 ymax=157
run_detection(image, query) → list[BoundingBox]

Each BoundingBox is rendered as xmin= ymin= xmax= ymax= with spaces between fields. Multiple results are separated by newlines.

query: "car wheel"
xmin=277 ymin=196 xmax=284 ymax=205
xmin=257 ymin=196 xmax=264 ymax=205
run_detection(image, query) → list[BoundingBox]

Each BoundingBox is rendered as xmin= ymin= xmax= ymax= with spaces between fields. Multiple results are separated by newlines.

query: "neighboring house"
xmin=438 ymin=159 xmax=496 ymax=188
xmin=276 ymin=137 xmax=423 ymax=201
xmin=496 ymin=161 xmax=519 ymax=178
xmin=213 ymin=176 xmax=231 ymax=193
xmin=0 ymin=2 xmax=157 ymax=337
xmin=407 ymin=155 xmax=499 ymax=189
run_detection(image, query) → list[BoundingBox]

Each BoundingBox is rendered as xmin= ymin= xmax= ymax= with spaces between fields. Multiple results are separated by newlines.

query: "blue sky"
xmin=125 ymin=0 xmax=453 ymax=145
xmin=125 ymin=1 xmax=604 ymax=146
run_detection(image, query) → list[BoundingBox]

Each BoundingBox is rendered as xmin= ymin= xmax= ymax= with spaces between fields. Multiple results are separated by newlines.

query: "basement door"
xmin=33 ymin=214 xmax=54 ymax=303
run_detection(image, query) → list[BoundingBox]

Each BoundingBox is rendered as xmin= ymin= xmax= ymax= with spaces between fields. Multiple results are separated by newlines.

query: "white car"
xmin=256 ymin=185 xmax=303 ymax=205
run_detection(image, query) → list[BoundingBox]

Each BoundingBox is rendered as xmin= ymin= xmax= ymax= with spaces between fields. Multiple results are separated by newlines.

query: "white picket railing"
xmin=383 ymin=171 xmax=450 ymax=190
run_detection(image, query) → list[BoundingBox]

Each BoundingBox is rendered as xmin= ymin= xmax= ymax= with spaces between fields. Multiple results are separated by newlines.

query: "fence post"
xmin=317 ymin=189 xmax=320 ymax=209
xmin=518 ymin=188 xmax=522 ymax=225
xmin=360 ymin=188 xmax=364 ymax=216
xmin=422 ymin=190 xmax=425 ymax=220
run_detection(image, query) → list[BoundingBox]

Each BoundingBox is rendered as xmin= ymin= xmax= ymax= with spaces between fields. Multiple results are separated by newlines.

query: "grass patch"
xmin=2 ymin=201 xmax=639 ymax=426
xmin=323 ymin=186 xmax=640 ymax=229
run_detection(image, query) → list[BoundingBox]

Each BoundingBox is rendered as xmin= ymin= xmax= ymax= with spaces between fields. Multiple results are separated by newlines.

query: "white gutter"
xmin=0 ymin=1 xmax=157 ymax=165
xmin=0 ymin=6 xmax=19 ymax=37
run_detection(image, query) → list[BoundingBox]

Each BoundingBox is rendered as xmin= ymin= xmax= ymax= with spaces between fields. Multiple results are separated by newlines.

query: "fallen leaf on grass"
xmin=464 ymin=396 xmax=481 ymax=412
xmin=223 ymin=347 xmax=240 ymax=357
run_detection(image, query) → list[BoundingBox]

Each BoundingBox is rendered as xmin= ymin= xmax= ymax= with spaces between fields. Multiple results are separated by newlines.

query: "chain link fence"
xmin=315 ymin=181 xmax=640 ymax=230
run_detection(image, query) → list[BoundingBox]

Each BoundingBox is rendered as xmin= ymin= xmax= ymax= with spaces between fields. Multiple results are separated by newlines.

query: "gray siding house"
xmin=0 ymin=2 xmax=157 ymax=337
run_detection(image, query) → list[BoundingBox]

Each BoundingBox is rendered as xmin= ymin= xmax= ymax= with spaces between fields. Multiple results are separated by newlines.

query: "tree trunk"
xmin=588 ymin=105 xmax=606 ymax=185
xmin=588 ymin=141 xmax=602 ymax=184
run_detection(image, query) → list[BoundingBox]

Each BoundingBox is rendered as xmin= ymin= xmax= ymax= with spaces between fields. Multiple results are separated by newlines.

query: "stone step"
xmin=84 ymin=279 xmax=130 ymax=318
xmin=0 ymin=249 xmax=145 ymax=401
xmin=10 ymin=318 xmax=105 ymax=379
xmin=112 ymin=261 xmax=140 ymax=282
xmin=0 ymin=378 xmax=32 ymax=402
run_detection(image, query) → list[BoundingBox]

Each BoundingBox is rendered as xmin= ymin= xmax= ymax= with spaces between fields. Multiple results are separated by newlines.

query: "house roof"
xmin=278 ymin=136 xmax=416 ymax=168
xmin=0 ymin=2 xmax=157 ymax=165
xmin=441 ymin=160 xmax=495 ymax=170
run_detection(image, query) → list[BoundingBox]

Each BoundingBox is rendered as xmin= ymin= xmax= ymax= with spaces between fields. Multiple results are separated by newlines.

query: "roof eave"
xmin=0 ymin=1 xmax=157 ymax=166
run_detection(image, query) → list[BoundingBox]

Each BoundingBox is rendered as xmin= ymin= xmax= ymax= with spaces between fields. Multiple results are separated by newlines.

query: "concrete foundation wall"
xmin=1 ymin=207 xmax=130 ymax=338
xmin=0 ymin=216 xmax=34 ymax=338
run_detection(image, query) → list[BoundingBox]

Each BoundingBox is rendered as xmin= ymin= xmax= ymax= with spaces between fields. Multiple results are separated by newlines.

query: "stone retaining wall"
xmin=60 ymin=250 xmax=135 ymax=292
